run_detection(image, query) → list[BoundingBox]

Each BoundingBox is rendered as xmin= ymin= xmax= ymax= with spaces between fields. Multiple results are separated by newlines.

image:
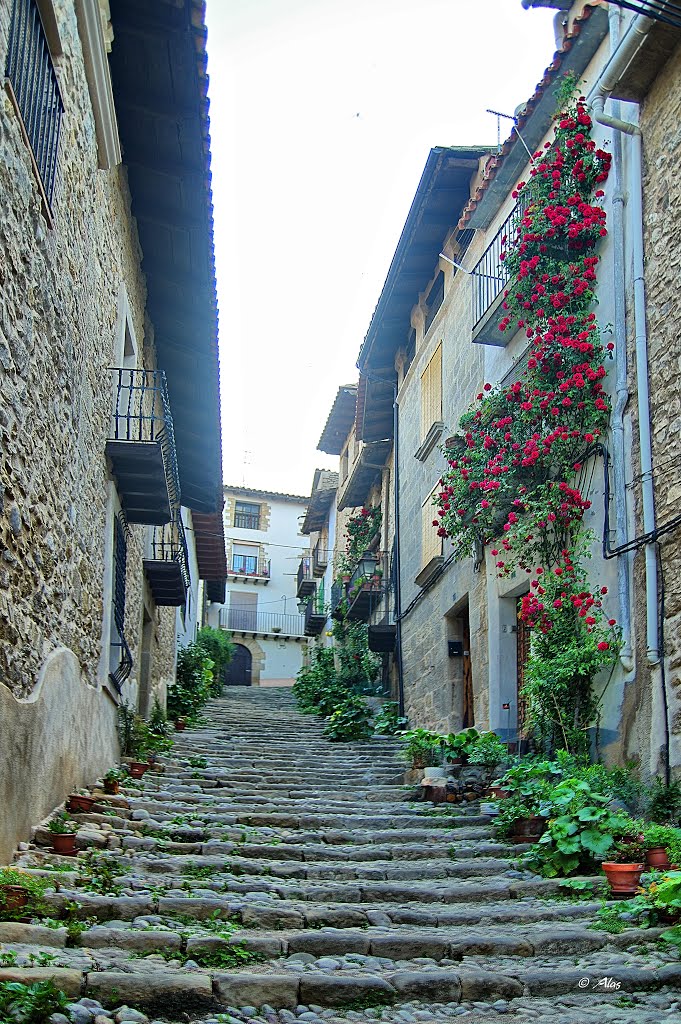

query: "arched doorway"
xmin=225 ymin=644 xmax=252 ymax=687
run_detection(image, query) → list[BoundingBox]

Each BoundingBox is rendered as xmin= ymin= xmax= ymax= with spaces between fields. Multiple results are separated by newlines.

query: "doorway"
xmin=138 ymin=609 xmax=154 ymax=717
xmin=516 ymin=601 xmax=531 ymax=748
xmin=225 ymin=644 xmax=252 ymax=687
xmin=461 ymin=608 xmax=474 ymax=729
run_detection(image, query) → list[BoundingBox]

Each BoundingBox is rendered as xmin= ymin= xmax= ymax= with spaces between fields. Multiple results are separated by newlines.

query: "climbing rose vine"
xmin=433 ymin=86 xmax=620 ymax=755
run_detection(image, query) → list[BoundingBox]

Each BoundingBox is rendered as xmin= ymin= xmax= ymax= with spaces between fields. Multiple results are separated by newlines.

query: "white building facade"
xmin=206 ymin=487 xmax=310 ymax=686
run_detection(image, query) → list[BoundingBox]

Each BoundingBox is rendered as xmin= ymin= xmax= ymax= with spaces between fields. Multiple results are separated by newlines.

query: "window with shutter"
xmin=420 ymin=343 xmax=442 ymax=440
xmin=421 ymin=487 xmax=443 ymax=568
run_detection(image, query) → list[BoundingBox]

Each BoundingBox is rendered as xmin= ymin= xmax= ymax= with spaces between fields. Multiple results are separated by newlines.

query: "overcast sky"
xmin=205 ymin=0 xmax=557 ymax=497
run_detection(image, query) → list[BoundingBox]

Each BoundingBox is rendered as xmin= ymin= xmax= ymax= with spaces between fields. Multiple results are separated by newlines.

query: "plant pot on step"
xmin=601 ymin=861 xmax=645 ymax=898
xmin=103 ymin=779 xmax=120 ymax=795
xmin=646 ymin=847 xmax=672 ymax=870
xmin=0 ymin=884 xmax=29 ymax=916
xmin=488 ymin=786 xmax=511 ymax=801
xmin=129 ymin=761 xmax=150 ymax=779
xmin=67 ymin=794 xmax=96 ymax=814
xmin=174 ymin=719 xmax=186 ymax=732
xmin=51 ymin=832 xmax=78 ymax=856
xmin=510 ymin=815 xmax=547 ymax=843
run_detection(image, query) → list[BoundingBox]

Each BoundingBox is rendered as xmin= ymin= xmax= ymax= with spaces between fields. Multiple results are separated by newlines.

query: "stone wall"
xmin=0 ymin=0 xmax=179 ymax=855
xmin=638 ymin=38 xmax=681 ymax=772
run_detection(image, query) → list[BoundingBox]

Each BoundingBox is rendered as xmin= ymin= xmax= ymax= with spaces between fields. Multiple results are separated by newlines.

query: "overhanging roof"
xmin=109 ymin=0 xmax=223 ymax=516
xmin=191 ymin=510 xmax=227 ymax=598
xmin=356 ymin=146 xmax=491 ymax=439
xmin=318 ymin=386 xmax=358 ymax=455
xmin=301 ymin=470 xmax=338 ymax=534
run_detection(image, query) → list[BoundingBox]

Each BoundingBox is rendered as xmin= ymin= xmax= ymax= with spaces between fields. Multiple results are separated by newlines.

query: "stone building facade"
xmin=0 ymin=0 xmax=225 ymax=861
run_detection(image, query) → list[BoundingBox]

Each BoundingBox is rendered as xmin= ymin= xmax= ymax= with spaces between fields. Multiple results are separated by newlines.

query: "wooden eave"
xmin=108 ymin=0 xmax=223 ymax=516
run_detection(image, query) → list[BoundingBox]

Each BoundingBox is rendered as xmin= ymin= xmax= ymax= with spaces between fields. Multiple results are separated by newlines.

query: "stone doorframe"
xmin=232 ymin=637 xmax=265 ymax=686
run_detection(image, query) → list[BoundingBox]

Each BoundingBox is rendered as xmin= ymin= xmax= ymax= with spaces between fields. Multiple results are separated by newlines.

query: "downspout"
xmin=604 ymin=3 xmax=633 ymax=668
xmin=393 ymin=382 xmax=404 ymax=717
xmin=588 ymin=10 xmax=659 ymax=666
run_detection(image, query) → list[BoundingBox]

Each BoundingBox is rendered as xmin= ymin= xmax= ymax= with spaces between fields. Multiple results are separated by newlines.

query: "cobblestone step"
xmin=2 ymin=689 xmax=676 ymax=1024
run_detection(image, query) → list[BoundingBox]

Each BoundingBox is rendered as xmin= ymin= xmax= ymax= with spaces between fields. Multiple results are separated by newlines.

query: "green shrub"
xmin=0 ymin=980 xmax=69 ymax=1022
xmin=167 ymin=642 xmax=214 ymax=720
xmin=401 ymin=728 xmax=443 ymax=768
xmin=323 ymin=695 xmax=373 ymax=741
xmin=373 ymin=702 xmax=407 ymax=735
xmin=293 ymin=646 xmax=342 ymax=715
xmin=196 ymin=627 xmax=235 ymax=696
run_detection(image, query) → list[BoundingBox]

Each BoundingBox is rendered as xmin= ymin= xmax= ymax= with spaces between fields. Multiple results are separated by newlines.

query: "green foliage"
xmin=46 ymin=812 xmax=76 ymax=835
xmin=643 ymin=823 xmax=681 ymax=862
xmin=401 ymin=728 xmax=443 ymax=768
xmin=0 ymin=980 xmax=68 ymax=1023
xmin=0 ymin=870 xmax=49 ymax=922
xmin=323 ymin=695 xmax=373 ymax=741
xmin=76 ymin=852 xmax=123 ymax=896
xmin=292 ymin=646 xmax=341 ymax=715
xmin=333 ymin=620 xmax=381 ymax=691
xmin=345 ymin=505 xmax=382 ymax=565
xmin=167 ymin=642 xmax=215 ymax=721
xmin=647 ymin=778 xmax=681 ymax=825
xmin=467 ymin=731 xmax=509 ymax=783
xmin=373 ymin=702 xmax=407 ymax=735
xmin=442 ymin=727 xmax=482 ymax=762
xmin=591 ymin=902 xmax=629 ymax=934
xmin=195 ymin=626 xmax=235 ymax=696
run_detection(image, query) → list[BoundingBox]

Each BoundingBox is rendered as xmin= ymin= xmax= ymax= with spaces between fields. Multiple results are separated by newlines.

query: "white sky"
xmin=205 ymin=0 xmax=557 ymax=497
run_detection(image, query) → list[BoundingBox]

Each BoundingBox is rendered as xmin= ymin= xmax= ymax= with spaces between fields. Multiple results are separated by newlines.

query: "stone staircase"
xmin=2 ymin=688 xmax=680 ymax=1024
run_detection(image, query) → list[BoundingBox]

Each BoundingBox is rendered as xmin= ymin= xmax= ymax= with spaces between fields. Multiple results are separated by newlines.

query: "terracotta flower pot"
xmin=129 ymin=761 xmax=150 ymax=779
xmin=646 ymin=847 xmax=672 ymax=870
xmin=511 ymin=815 xmax=547 ymax=843
xmin=0 ymin=884 xmax=29 ymax=915
xmin=103 ymin=779 xmax=120 ymax=795
xmin=67 ymin=795 xmax=96 ymax=814
xmin=174 ymin=719 xmax=186 ymax=732
xmin=602 ymin=861 xmax=645 ymax=898
xmin=51 ymin=833 xmax=78 ymax=856
xmin=488 ymin=786 xmax=511 ymax=801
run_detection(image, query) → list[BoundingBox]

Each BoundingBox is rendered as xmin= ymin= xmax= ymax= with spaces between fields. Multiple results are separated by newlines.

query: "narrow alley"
xmin=2 ymin=690 xmax=679 ymax=1023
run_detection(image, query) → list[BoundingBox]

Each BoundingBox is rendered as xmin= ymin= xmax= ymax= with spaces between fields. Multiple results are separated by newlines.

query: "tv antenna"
xmin=486 ymin=108 xmax=535 ymax=163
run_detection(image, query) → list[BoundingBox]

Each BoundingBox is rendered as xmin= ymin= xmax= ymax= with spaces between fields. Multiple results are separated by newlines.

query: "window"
xmin=228 ymin=592 xmax=257 ymax=631
xmin=340 ymin=446 xmax=349 ymax=483
xmin=420 ymin=342 xmax=443 ymax=440
xmin=424 ymin=272 xmax=445 ymax=335
xmin=421 ymin=487 xmax=443 ymax=569
xmin=234 ymin=501 xmax=260 ymax=530
xmin=6 ymin=0 xmax=64 ymax=208
xmin=232 ymin=542 xmax=260 ymax=574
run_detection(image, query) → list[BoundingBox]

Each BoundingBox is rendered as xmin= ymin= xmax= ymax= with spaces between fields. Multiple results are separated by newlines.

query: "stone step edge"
xmin=2 ymin=961 xmax=680 ymax=1012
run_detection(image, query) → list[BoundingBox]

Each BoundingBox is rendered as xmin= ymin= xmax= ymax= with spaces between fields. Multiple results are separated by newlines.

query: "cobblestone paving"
xmin=3 ymin=688 xmax=680 ymax=1022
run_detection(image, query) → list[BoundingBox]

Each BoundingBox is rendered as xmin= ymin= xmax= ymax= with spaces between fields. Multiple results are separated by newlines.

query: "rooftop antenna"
xmin=486 ymin=107 xmax=536 ymax=164
xmin=241 ymin=449 xmax=252 ymax=487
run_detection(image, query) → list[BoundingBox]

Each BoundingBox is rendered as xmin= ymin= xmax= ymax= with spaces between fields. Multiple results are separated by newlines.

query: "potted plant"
xmin=401 ymin=728 xmax=442 ymax=770
xmin=602 ymin=835 xmax=647 ymax=898
xmin=174 ymin=716 xmax=187 ymax=732
xmin=128 ymin=759 xmax=150 ymax=779
xmin=67 ymin=790 xmax=97 ymax=814
xmin=102 ymin=768 xmax=123 ymax=795
xmin=644 ymin=823 xmax=681 ymax=870
xmin=442 ymin=728 xmax=480 ymax=766
xmin=47 ymin=813 xmax=79 ymax=856
xmin=467 ymin=732 xmax=508 ymax=787
xmin=0 ymin=868 xmax=48 ymax=920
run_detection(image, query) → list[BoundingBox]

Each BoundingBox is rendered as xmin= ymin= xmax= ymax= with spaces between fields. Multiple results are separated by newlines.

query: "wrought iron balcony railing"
xmin=296 ymin=556 xmax=315 ymax=598
xmin=228 ymin=556 xmax=270 ymax=579
xmin=219 ymin=609 xmax=305 ymax=637
xmin=472 ymin=200 xmax=527 ymax=333
xmin=6 ymin=0 xmax=64 ymax=207
xmin=143 ymin=514 xmax=191 ymax=606
xmin=106 ymin=368 xmax=181 ymax=525
xmin=312 ymin=542 xmax=330 ymax=576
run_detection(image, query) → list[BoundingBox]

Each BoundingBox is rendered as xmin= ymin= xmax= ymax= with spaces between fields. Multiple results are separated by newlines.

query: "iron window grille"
xmin=149 ymin=513 xmax=191 ymax=590
xmin=110 ymin=512 xmax=132 ymax=693
xmin=5 ymin=0 xmax=64 ymax=207
xmin=234 ymin=503 xmax=261 ymax=530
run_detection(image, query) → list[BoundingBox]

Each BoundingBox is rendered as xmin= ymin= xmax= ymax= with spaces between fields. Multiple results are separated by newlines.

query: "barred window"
xmin=5 ymin=0 xmax=64 ymax=207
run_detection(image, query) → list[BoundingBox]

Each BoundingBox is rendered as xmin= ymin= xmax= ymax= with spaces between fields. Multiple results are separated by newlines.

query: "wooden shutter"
xmin=421 ymin=487 xmax=443 ymax=568
xmin=420 ymin=343 xmax=442 ymax=439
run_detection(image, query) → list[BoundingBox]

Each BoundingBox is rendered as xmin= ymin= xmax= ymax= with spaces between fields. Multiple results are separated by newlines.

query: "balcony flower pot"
xmin=129 ymin=761 xmax=150 ymax=779
xmin=510 ymin=815 xmax=547 ymax=843
xmin=67 ymin=794 xmax=96 ymax=815
xmin=0 ymin=884 xmax=29 ymax=916
xmin=272 ymin=626 xmax=282 ymax=633
xmin=602 ymin=861 xmax=645 ymax=898
xmin=51 ymin=832 xmax=78 ymax=856
xmin=646 ymin=847 xmax=672 ymax=869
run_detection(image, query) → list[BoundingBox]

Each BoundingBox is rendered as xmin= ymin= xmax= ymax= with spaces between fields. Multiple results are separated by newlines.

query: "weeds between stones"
xmin=130 ymin=943 xmax=268 ymax=969
xmin=0 ymin=980 xmax=68 ymax=1023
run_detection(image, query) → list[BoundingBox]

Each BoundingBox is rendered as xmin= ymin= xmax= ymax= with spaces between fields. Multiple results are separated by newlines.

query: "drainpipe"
xmin=604 ymin=4 xmax=633 ymax=668
xmin=588 ymin=10 xmax=659 ymax=666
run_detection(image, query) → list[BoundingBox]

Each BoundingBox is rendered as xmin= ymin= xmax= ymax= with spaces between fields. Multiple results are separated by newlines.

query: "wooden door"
xmin=462 ymin=610 xmax=474 ymax=728
xmin=516 ymin=603 xmax=531 ymax=741
xmin=225 ymin=644 xmax=252 ymax=687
